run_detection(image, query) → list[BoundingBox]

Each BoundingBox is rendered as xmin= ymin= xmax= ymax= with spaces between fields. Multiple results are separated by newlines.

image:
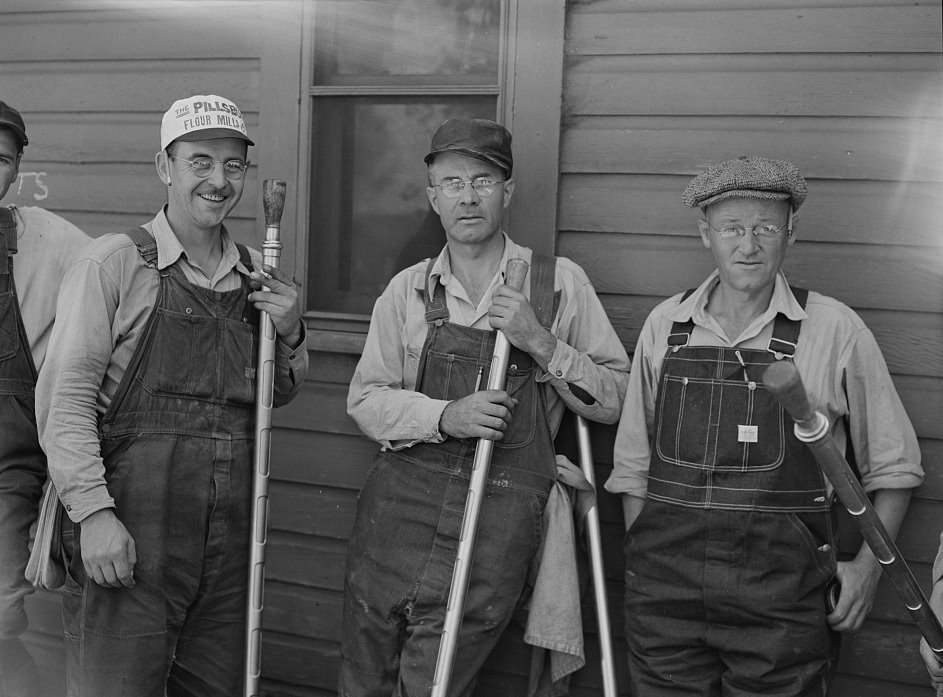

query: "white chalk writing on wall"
xmin=16 ymin=172 xmax=49 ymax=201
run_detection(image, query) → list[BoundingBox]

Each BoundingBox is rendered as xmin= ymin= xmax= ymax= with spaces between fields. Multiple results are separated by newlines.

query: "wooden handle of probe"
xmin=262 ymin=179 xmax=287 ymax=227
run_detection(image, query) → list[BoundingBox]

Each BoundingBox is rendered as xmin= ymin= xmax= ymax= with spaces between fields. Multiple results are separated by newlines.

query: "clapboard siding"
xmin=4 ymin=3 xmax=272 ymax=695
xmin=10 ymin=2 xmax=942 ymax=696
xmin=559 ymin=174 xmax=942 ymax=246
xmin=559 ymin=2 xmax=943 ymax=696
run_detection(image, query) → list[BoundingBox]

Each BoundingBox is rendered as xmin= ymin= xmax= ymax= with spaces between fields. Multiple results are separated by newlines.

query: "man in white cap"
xmin=606 ymin=156 xmax=923 ymax=696
xmin=36 ymin=94 xmax=308 ymax=696
xmin=0 ymin=100 xmax=89 ymax=697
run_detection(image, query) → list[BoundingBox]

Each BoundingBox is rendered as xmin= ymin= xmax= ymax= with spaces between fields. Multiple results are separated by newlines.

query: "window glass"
xmin=314 ymin=0 xmax=501 ymax=85
xmin=307 ymin=96 xmax=496 ymax=314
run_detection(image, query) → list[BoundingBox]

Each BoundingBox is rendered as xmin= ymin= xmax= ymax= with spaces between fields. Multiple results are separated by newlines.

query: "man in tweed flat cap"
xmin=606 ymin=155 xmax=923 ymax=695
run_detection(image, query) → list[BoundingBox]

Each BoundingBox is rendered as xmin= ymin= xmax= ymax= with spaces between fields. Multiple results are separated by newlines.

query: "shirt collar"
xmin=151 ymin=207 xmax=246 ymax=276
xmin=666 ymin=270 xmax=807 ymax=328
xmin=428 ymin=231 xmax=519 ymax=290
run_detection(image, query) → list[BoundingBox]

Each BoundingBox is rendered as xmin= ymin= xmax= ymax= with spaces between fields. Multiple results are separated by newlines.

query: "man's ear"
xmin=697 ymin=217 xmax=711 ymax=249
xmin=426 ymin=186 xmax=440 ymax=215
xmin=155 ymin=150 xmax=171 ymax=186
xmin=501 ymin=178 xmax=515 ymax=209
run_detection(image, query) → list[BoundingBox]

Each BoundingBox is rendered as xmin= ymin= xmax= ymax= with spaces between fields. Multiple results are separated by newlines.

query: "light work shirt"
xmin=7 ymin=206 xmax=90 ymax=369
xmin=36 ymin=208 xmax=308 ymax=523
xmin=348 ymin=234 xmax=630 ymax=450
xmin=605 ymin=270 xmax=923 ymax=499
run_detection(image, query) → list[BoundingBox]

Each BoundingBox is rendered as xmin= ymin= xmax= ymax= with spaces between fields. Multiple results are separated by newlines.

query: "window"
xmin=305 ymin=0 xmax=506 ymax=315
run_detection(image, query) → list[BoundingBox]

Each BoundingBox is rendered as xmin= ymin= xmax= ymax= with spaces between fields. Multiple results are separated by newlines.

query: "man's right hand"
xmin=439 ymin=390 xmax=517 ymax=441
xmin=79 ymin=508 xmax=137 ymax=588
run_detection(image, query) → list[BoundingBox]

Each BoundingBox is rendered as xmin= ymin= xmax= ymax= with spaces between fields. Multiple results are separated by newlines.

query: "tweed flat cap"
xmin=682 ymin=156 xmax=807 ymax=210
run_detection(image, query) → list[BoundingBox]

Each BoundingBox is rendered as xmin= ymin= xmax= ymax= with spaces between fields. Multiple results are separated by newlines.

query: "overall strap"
xmin=667 ymin=286 xmax=809 ymax=356
xmin=0 ymin=206 xmax=15 ymax=284
xmin=529 ymin=253 xmax=560 ymax=330
xmin=418 ymin=257 xmax=449 ymax=324
xmin=123 ymin=226 xmax=159 ymax=268
xmin=767 ymin=286 xmax=809 ymax=358
xmin=236 ymin=243 xmax=254 ymax=273
xmin=667 ymin=288 xmax=697 ymax=348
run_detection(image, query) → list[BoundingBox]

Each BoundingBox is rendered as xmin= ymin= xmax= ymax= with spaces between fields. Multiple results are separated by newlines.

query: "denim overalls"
xmin=0 ymin=209 xmax=46 ymax=646
xmin=624 ymin=288 xmax=840 ymax=697
xmin=61 ymin=227 xmax=258 ymax=697
xmin=340 ymin=255 xmax=558 ymax=697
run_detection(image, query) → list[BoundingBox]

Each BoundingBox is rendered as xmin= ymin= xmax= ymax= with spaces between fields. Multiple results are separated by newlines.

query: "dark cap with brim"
xmin=683 ymin=155 xmax=808 ymax=211
xmin=424 ymin=118 xmax=512 ymax=178
xmin=0 ymin=100 xmax=28 ymax=149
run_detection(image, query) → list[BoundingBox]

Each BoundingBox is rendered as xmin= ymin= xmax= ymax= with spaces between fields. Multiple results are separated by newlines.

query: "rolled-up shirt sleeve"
xmin=540 ymin=266 xmax=630 ymax=424
xmin=347 ymin=289 xmax=449 ymax=450
xmin=843 ymin=325 xmax=923 ymax=493
xmin=605 ymin=315 xmax=661 ymax=498
xmin=273 ymin=322 xmax=309 ymax=407
xmin=36 ymin=255 xmax=119 ymax=522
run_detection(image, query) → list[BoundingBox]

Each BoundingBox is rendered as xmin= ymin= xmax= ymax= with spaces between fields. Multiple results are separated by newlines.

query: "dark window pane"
xmin=314 ymin=0 xmax=501 ymax=86
xmin=307 ymin=96 xmax=496 ymax=314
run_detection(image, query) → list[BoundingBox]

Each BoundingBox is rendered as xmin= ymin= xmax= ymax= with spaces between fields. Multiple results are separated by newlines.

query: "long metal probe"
xmin=576 ymin=415 xmax=619 ymax=697
xmin=244 ymin=179 xmax=287 ymax=697
xmin=431 ymin=257 xmax=530 ymax=697
xmin=763 ymin=360 xmax=943 ymax=655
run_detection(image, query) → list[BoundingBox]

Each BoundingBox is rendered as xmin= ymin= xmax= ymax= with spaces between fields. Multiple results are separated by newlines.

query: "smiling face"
xmin=698 ymin=197 xmax=794 ymax=298
xmin=156 ymin=137 xmax=247 ymax=236
xmin=425 ymin=152 xmax=514 ymax=250
xmin=0 ymin=129 xmax=21 ymax=201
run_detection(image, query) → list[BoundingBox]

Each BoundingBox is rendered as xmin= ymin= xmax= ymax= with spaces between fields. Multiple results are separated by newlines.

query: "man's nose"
xmin=207 ymin=162 xmax=228 ymax=188
xmin=458 ymin=181 xmax=480 ymax=204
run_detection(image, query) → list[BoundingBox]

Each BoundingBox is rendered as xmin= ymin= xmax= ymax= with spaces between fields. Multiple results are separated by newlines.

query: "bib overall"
xmin=340 ymin=256 xmax=558 ymax=697
xmin=61 ymin=228 xmax=258 ymax=697
xmin=624 ymin=289 xmax=839 ymax=697
xmin=0 ymin=209 xmax=45 ymax=647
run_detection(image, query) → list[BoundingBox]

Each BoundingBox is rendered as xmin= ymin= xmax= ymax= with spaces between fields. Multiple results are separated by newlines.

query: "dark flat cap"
xmin=424 ymin=118 xmax=512 ymax=178
xmin=683 ymin=156 xmax=807 ymax=210
xmin=0 ymin=100 xmax=28 ymax=149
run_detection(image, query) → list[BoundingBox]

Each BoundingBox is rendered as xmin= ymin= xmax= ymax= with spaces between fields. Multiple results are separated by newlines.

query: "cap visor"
xmin=167 ymin=128 xmax=254 ymax=148
xmin=424 ymin=148 xmax=509 ymax=176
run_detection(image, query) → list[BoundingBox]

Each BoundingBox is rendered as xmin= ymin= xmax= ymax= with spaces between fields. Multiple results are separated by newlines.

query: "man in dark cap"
xmin=605 ymin=155 xmax=923 ymax=695
xmin=0 ymin=99 xmax=89 ymax=697
xmin=340 ymin=117 xmax=629 ymax=695
xmin=35 ymin=94 xmax=307 ymax=696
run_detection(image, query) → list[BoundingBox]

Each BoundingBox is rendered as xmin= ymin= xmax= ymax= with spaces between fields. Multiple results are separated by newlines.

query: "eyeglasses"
xmin=433 ymin=177 xmax=504 ymax=198
xmin=705 ymin=221 xmax=790 ymax=239
xmin=169 ymin=155 xmax=249 ymax=180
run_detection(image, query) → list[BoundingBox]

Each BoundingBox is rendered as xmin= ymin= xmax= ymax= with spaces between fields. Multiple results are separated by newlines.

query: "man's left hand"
xmin=489 ymin=284 xmax=556 ymax=367
xmin=249 ymin=264 xmax=303 ymax=347
xmin=827 ymin=557 xmax=882 ymax=631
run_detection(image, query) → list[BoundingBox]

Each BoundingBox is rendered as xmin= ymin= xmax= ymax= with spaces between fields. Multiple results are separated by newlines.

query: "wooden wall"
xmin=558 ymin=1 xmax=943 ymax=695
xmin=3 ymin=1 xmax=942 ymax=696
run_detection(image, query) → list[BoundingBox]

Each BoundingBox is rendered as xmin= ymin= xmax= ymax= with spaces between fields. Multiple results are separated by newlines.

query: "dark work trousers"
xmin=339 ymin=263 xmax=558 ymax=697
xmin=0 ymin=232 xmax=45 ymax=652
xmin=60 ymin=228 xmax=258 ymax=697
xmin=625 ymin=334 xmax=840 ymax=697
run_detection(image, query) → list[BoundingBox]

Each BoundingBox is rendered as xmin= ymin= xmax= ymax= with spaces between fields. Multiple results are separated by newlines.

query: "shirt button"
xmin=65 ymin=504 xmax=72 ymax=511
xmin=555 ymin=369 xmax=563 ymax=377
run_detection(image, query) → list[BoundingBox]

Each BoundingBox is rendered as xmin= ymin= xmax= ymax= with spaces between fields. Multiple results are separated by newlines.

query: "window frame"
xmin=258 ymin=0 xmax=566 ymax=350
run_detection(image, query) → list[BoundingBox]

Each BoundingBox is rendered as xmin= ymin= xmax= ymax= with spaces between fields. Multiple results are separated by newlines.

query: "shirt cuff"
xmin=541 ymin=339 xmax=577 ymax=382
xmin=860 ymin=467 xmax=924 ymax=494
xmin=277 ymin=322 xmax=308 ymax=380
xmin=59 ymin=484 xmax=116 ymax=523
xmin=603 ymin=469 xmax=649 ymax=499
xmin=384 ymin=399 xmax=450 ymax=450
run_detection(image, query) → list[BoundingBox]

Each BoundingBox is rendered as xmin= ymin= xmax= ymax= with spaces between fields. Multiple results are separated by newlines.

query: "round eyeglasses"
xmin=706 ymin=222 xmax=789 ymax=239
xmin=434 ymin=177 xmax=503 ymax=198
xmin=169 ymin=155 xmax=249 ymax=180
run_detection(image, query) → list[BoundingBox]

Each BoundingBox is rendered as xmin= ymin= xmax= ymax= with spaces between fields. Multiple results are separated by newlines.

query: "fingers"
xmin=250 ymin=264 xmax=294 ymax=289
